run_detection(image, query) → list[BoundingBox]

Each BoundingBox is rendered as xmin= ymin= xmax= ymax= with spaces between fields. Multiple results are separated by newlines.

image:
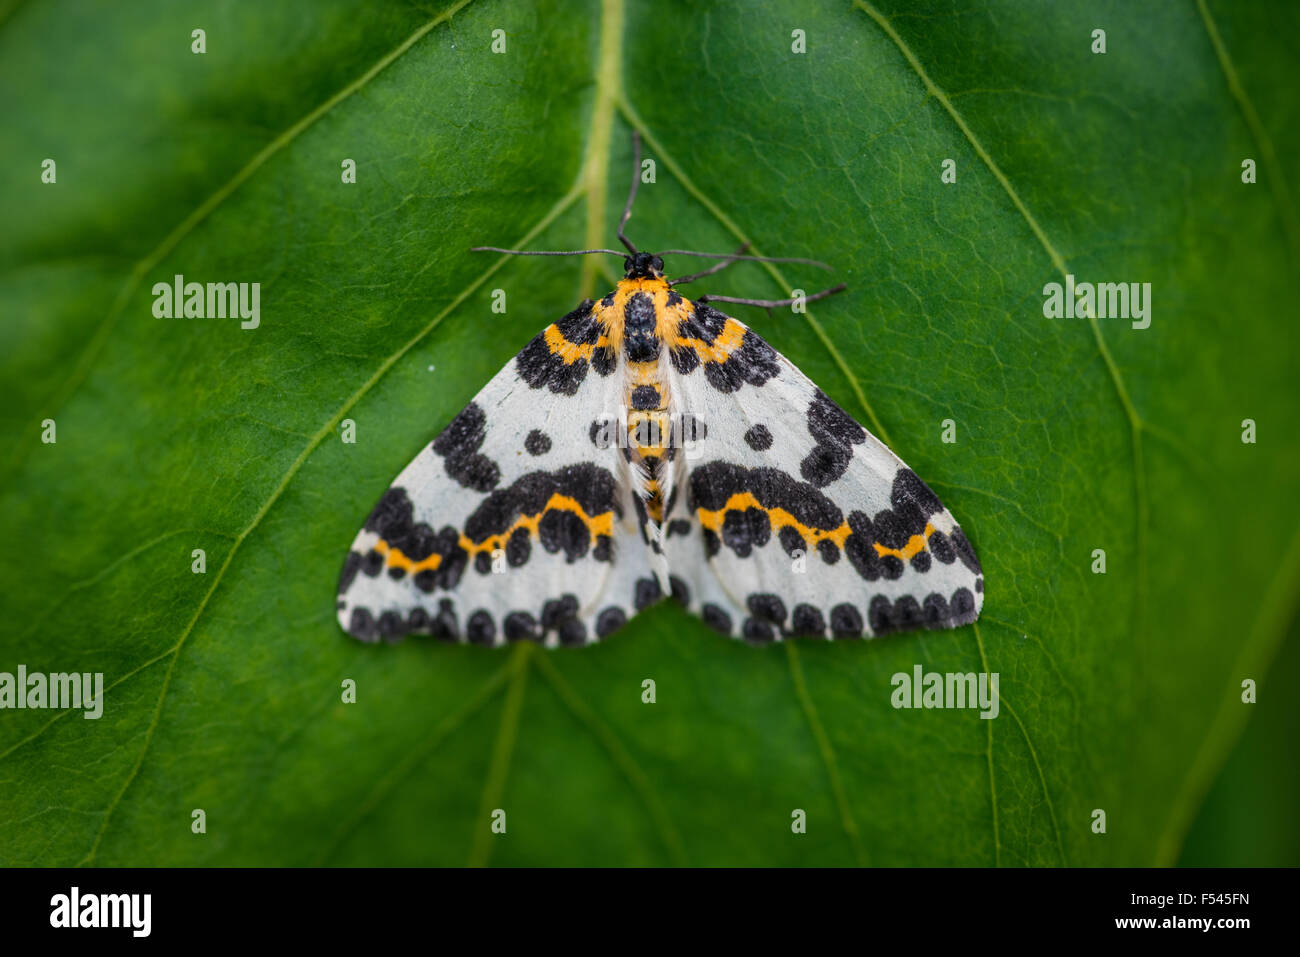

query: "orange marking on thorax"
xmin=592 ymin=278 xmax=691 ymax=338
xmin=376 ymin=493 xmax=614 ymax=573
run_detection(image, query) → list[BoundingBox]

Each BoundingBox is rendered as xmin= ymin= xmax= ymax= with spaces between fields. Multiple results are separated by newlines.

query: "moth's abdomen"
xmin=626 ymin=360 xmax=672 ymax=522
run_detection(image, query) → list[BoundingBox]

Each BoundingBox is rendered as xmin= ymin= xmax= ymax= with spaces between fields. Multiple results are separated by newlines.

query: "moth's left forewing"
xmin=663 ymin=303 xmax=984 ymax=641
xmin=337 ymin=300 xmax=656 ymax=646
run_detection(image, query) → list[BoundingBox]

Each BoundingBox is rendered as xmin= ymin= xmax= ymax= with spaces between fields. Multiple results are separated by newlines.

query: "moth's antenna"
xmin=659 ymin=250 xmax=833 ymax=270
xmin=699 ymin=283 xmax=847 ymax=310
xmin=669 ymin=243 xmax=751 ymax=286
xmin=471 ymin=247 xmax=624 ymax=257
xmin=618 ymin=131 xmax=642 ymax=255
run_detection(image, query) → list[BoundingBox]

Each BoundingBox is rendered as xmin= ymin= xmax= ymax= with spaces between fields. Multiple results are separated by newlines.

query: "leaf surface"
xmin=1 ymin=0 xmax=1297 ymax=866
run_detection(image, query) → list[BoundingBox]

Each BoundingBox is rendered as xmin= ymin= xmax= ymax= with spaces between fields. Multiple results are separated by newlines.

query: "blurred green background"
xmin=1 ymin=0 xmax=1297 ymax=866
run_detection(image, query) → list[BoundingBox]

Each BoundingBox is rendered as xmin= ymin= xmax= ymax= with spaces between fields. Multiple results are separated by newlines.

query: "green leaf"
xmin=2 ymin=0 xmax=1297 ymax=866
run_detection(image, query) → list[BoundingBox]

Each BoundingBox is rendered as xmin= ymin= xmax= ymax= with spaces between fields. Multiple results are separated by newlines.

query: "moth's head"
xmin=623 ymin=251 xmax=665 ymax=280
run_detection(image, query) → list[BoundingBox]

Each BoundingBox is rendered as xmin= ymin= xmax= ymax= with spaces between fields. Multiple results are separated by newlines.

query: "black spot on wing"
xmin=542 ymin=595 xmax=579 ymax=630
xmin=746 ymin=594 xmax=787 ymax=625
xmin=868 ymin=595 xmax=896 ymax=636
xmin=929 ymin=530 xmax=955 ymax=564
xmin=669 ymin=575 xmax=690 ymax=606
xmin=504 ymin=611 xmax=541 ymax=642
xmin=742 ymin=617 xmax=776 ymax=644
xmin=635 ymin=577 xmax=663 ymax=610
xmin=744 ymin=424 xmax=773 ymax=451
xmin=701 ymin=603 xmax=733 ymax=635
xmin=524 ymin=429 xmax=551 ymax=456
xmin=726 ymin=329 xmax=780 ymax=389
xmin=377 ymin=611 xmax=404 ymax=641
xmin=596 ymin=606 xmax=627 ymax=638
xmin=891 ymin=467 xmax=944 ymax=515
xmin=680 ymin=301 xmax=729 ymax=344
xmin=592 ymin=344 xmax=617 ymax=376
xmin=892 ymin=596 xmax=924 ymax=632
xmin=516 ymin=300 xmax=597 ymax=394
xmin=506 ymin=527 xmax=531 ymax=567
xmin=721 ymin=507 xmax=771 ymax=558
xmin=556 ymin=299 xmax=599 ymax=343
xmin=467 ymin=610 xmax=496 ymax=646
xmin=363 ymin=486 xmax=413 ymax=537
xmin=922 ymin=592 xmax=950 ymax=629
xmin=338 ymin=550 xmax=363 ymax=595
xmin=538 ymin=509 xmax=590 ymax=562
xmin=669 ymin=340 xmax=700 ymax=375
xmin=430 ymin=599 xmax=458 ymax=640
xmin=431 ymin=402 xmax=500 ymax=492
xmin=801 ymin=390 xmax=866 ymax=488
xmin=949 ymin=587 xmax=977 ymax=623
xmin=799 ymin=443 xmax=851 ymax=490
xmin=949 ymin=529 xmax=983 ymax=575
xmin=830 ymin=603 xmax=863 ymax=639
xmin=791 ymin=604 xmax=825 ymax=637
xmin=559 ymin=618 xmax=588 ymax=646
xmin=348 ymin=607 xmax=378 ymax=642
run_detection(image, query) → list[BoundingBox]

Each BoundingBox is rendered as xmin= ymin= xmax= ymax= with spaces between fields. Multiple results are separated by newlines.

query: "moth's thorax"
xmin=593 ymin=277 xmax=692 ymax=523
xmin=592 ymin=277 xmax=693 ymax=357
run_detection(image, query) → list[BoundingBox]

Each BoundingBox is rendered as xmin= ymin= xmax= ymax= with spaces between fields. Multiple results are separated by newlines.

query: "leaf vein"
xmin=2 ymin=0 xmax=479 ymax=485
xmin=785 ymin=643 xmax=867 ymax=866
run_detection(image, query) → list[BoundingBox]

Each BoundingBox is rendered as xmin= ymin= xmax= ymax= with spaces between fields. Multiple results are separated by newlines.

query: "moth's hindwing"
xmin=336 ymin=300 xmax=657 ymax=646
xmin=662 ymin=303 xmax=984 ymax=641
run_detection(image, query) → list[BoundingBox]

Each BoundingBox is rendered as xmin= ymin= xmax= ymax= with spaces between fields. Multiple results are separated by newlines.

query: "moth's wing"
xmin=336 ymin=301 xmax=658 ymax=646
xmin=662 ymin=302 xmax=984 ymax=641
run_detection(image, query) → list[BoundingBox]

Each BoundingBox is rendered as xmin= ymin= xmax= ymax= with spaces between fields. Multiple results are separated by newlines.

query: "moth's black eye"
xmin=652 ymin=256 xmax=664 ymax=273
xmin=623 ymin=256 xmax=635 ymax=273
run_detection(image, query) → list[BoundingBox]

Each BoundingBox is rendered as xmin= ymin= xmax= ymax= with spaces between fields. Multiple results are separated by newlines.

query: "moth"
xmin=337 ymin=136 xmax=983 ymax=647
